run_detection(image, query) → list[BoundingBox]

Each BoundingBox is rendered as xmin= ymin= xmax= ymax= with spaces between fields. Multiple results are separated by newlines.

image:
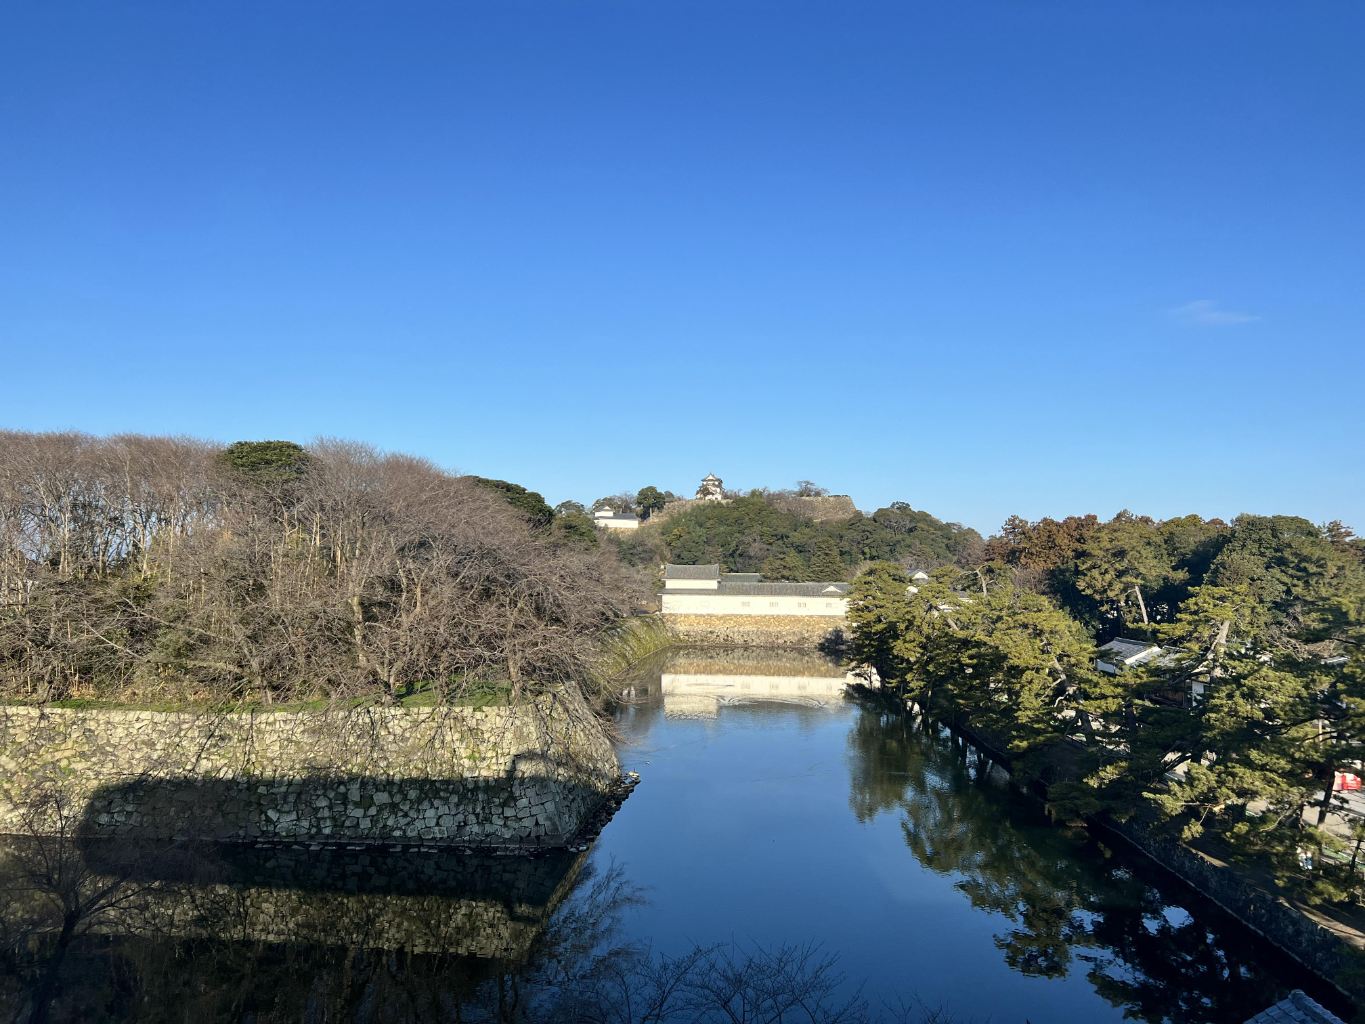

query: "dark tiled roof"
xmin=722 ymin=572 xmax=762 ymax=582
xmin=664 ymin=564 xmax=721 ymax=580
xmin=1244 ymin=991 xmax=1346 ymax=1024
xmin=714 ymin=582 xmax=850 ymax=597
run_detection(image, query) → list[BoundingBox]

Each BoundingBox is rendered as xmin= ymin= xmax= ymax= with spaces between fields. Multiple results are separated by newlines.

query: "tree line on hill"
xmin=847 ymin=511 xmax=1365 ymax=906
xmin=488 ymin=476 xmax=983 ymax=585
xmin=604 ymin=490 xmax=984 ymax=581
xmin=0 ymin=432 xmax=640 ymax=705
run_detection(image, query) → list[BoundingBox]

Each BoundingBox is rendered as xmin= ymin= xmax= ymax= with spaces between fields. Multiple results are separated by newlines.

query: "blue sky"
xmin=2 ymin=3 xmax=1361 ymax=534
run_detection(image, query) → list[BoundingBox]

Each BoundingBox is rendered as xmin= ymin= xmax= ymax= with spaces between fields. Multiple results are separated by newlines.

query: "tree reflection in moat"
xmin=845 ymin=706 xmax=1333 ymax=1024
xmin=0 ymin=833 xmax=918 ymax=1023
xmin=0 ymin=826 xmax=629 ymax=1023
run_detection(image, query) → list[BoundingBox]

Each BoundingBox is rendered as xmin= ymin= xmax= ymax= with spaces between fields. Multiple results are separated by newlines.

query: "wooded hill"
xmin=607 ymin=493 xmax=984 ymax=581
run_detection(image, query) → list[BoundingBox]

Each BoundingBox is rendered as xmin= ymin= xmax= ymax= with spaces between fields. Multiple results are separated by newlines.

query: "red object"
xmin=1335 ymin=772 xmax=1362 ymax=792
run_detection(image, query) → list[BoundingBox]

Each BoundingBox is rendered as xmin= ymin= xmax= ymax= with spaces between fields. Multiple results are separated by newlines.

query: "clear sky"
xmin=2 ymin=3 xmax=1361 ymax=534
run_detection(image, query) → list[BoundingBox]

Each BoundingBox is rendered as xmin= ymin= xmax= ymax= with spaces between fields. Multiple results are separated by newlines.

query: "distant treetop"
xmin=469 ymin=477 xmax=554 ymax=529
xmin=221 ymin=440 xmax=311 ymax=484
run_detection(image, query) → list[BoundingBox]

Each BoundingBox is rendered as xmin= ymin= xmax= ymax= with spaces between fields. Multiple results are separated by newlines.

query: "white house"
xmin=593 ymin=508 xmax=639 ymax=531
xmin=660 ymin=564 xmax=850 ymax=617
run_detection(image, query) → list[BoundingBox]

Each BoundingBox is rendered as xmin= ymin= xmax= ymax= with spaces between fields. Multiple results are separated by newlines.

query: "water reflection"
xmin=845 ymin=707 xmax=1346 ymax=1022
xmin=0 ymin=831 xmax=597 ymax=1022
xmin=626 ymin=646 xmax=858 ymax=720
xmin=0 ymin=837 xmax=899 ymax=1023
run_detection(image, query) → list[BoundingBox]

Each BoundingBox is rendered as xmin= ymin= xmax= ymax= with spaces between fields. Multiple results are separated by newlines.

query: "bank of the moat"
xmin=0 ymin=683 xmax=620 ymax=849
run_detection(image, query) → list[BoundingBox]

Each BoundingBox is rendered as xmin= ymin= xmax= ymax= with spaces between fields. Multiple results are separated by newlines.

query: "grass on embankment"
xmin=588 ymin=615 xmax=677 ymax=689
xmin=7 ymin=679 xmax=516 ymax=715
xmin=4 ymin=615 xmax=678 ymax=715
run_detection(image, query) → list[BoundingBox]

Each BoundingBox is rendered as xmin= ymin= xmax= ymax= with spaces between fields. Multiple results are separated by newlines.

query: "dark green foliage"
xmin=988 ymin=511 xmax=1231 ymax=639
xmin=845 ymin=562 xmax=916 ymax=686
xmin=760 ymin=551 xmax=808 ymax=582
xmin=470 ymin=477 xmax=554 ymax=529
xmin=551 ymin=507 xmax=599 ymax=549
xmin=659 ymin=495 xmax=981 ymax=581
xmin=635 ymin=486 xmax=667 ymax=518
xmin=221 ymin=440 xmax=310 ymax=484
xmin=606 ymin=527 xmax=669 ymax=570
xmin=1205 ymin=514 xmax=1341 ymax=618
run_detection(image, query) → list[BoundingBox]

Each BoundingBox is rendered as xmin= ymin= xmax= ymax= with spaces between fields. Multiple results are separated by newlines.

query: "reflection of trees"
xmin=845 ymin=706 xmax=1331 ymax=1023
xmin=0 ymin=795 xmax=185 ymax=1024
xmin=847 ymin=708 xmax=1097 ymax=978
xmin=846 ymin=710 xmax=925 ymax=822
xmin=1080 ymin=902 xmax=1273 ymax=1024
xmin=0 ymin=829 xmax=598 ymax=1023
xmin=0 ymin=837 xmax=910 ymax=1023
xmin=618 ymin=645 xmax=853 ymax=733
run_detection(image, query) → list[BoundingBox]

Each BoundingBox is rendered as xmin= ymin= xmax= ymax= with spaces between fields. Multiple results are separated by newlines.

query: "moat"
xmin=0 ymin=647 xmax=1351 ymax=1022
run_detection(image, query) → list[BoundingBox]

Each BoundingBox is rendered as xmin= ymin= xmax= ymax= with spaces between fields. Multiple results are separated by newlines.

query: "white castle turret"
xmin=696 ymin=473 xmax=725 ymax=502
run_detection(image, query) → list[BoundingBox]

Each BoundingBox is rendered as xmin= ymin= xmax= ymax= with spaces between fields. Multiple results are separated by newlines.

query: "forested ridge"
xmin=848 ymin=511 xmax=1365 ymax=907
xmin=0 ymin=432 xmax=641 ymax=705
xmin=606 ymin=491 xmax=983 ymax=581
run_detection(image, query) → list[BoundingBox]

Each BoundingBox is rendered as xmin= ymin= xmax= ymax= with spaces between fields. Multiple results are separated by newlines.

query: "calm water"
xmin=0 ymin=647 xmax=1350 ymax=1022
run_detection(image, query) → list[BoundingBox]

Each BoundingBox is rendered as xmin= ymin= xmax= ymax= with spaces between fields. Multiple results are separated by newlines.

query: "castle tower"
xmin=696 ymin=473 xmax=725 ymax=502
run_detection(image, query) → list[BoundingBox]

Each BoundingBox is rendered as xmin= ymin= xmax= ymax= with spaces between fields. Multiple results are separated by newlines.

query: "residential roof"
xmin=1099 ymin=638 xmax=1163 ymax=665
xmin=712 ymin=581 xmax=851 ymax=598
xmin=660 ymin=565 xmax=849 ymax=597
xmin=1244 ymin=990 xmax=1346 ymax=1024
xmin=663 ymin=563 xmax=721 ymax=580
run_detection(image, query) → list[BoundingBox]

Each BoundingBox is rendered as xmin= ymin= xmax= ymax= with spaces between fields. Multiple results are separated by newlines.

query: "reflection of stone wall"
xmin=0 ymin=840 xmax=588 ymax=960
xmin=665 ymin=614 xmax=846 ymax=648
xmin=0 ymin=685 xmax=619 ymax=849
xmin=118 ymin=848 xmax=583 ymax=959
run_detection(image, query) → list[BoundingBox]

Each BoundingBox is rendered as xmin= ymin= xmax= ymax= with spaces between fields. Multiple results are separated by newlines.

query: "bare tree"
xmin=0 ymin=432 xmax=643 ymax=704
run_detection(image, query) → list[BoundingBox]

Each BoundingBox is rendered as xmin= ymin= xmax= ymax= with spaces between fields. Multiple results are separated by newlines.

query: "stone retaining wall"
xmin=770 ymin=494 xmax=859 ymax=522
xmin=0 ymin=685 xmax=619 ymax=849
xmin=664 ymin=614 xmax=846 ymax=648
xmin=646 ymin=494 xmax=859 ymax=528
